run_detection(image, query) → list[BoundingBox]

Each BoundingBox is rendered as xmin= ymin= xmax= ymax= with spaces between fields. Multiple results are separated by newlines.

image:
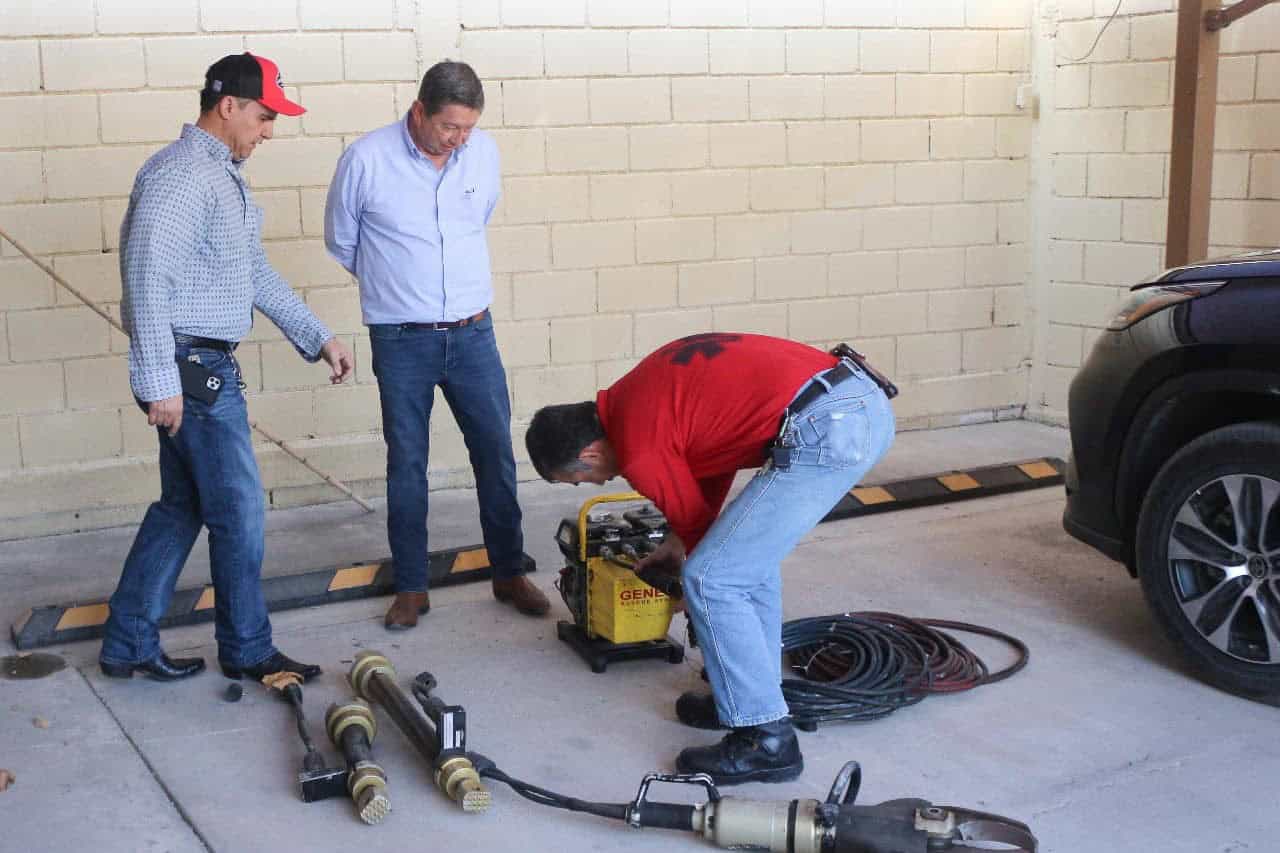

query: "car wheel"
xmin=1136 ymin=421 xmax=1280 ymax=699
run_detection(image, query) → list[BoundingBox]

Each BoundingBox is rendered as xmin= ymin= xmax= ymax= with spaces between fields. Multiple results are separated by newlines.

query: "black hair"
xmin=199 ymin=92 xmax=252 ymax=113
xmin=525 ymin=402 xmax=603 ymax=481
xmin=417 ymin=61 xmax=485 ymax=116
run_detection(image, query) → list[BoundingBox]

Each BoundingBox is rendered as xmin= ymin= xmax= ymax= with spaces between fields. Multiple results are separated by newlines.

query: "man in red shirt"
xmin=525 ymin=333 xmax=896 ymax=784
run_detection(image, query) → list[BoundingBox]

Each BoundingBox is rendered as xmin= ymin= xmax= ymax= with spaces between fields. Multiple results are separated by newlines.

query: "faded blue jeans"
xmin=681 ymin=363 xmax=896 ymax=728
xmin=101 ymin=343 xmax=276 ymax=669
xmin=369 ymin=312 xmax=525 ymax=592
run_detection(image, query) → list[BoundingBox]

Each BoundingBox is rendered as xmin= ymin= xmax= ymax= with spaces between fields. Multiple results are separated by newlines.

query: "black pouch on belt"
xmin=177 ymin=359 xmax=223 ymax=405
xmin=831 ymin=342 xmax=899 ymax=399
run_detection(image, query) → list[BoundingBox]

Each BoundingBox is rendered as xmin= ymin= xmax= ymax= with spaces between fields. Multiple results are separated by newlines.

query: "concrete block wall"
xmin=0 ymin=0 xmax=1034 ymax=537
xmin=1027 ymin=0 xmax=1280 ymax=423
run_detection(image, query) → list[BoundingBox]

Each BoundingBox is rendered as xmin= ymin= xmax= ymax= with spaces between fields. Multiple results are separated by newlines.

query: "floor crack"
xmin=80 ymin=666 xmax=216 ymax=853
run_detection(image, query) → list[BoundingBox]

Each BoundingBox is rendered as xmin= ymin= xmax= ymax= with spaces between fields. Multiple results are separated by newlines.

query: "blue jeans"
xmin=369 ymin=313 xmax=524 ymax=592
xmin=681 ymin=364 xmax=896 ymax=728
xmin=101 ymin=344 xmax=276 ymax=669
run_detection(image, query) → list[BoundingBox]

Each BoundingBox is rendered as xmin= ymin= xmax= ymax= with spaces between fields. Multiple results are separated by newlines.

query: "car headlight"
xmin=1105 ymin=281 xmax=1225 ymax=331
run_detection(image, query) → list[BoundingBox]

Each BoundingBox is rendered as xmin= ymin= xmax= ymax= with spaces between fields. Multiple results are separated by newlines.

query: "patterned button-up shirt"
xmin=120 ymin=123 xmax=331 ymax=402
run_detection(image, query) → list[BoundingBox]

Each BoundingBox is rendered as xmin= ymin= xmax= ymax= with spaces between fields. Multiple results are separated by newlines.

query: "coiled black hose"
xmin=781 ymin=612 xmax=1028 ymax=727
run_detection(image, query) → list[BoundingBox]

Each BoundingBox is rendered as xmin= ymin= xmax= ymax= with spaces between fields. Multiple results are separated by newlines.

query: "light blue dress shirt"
xmin=324 ymin=115 xmax=501 ymax=325
xmin=120 ymin=123 xmax=332 ymax=402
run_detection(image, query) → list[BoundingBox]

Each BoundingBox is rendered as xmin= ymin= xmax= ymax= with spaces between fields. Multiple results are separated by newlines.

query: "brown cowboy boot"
xmin=492 ymin=575 xmax=550 ymax=616
xmin=384 ymin=591 xmax=430 ymax=630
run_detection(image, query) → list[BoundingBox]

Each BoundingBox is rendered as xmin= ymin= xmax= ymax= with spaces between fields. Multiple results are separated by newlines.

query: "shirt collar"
xmin=399 ymin=111 xmax=469 ymax=164
xmin=181 ymin=123 xmax=233 ymax=164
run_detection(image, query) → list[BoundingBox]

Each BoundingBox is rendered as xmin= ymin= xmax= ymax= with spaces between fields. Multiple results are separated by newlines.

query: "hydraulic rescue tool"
xmin=348 ymin=651 xmax=490 ymax=813
xmin=343 ymin=650 xmax=1037 ymax=851
xmin=470 ymin=755 xmax=1037 ymax=853
xmin=262 ymin=671 xmax=347 ymax=803
xmin=325 ymin=699 xmax=391 ymax=825
xmin=554 ymin=492 xmax=685 ymax=672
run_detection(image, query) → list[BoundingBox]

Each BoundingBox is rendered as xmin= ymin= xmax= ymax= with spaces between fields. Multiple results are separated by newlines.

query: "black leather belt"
xmin=401 ymin=309 xmax=488 ymax=331
xmin=174 ymin=334 xmax=237 ymax=352
xmin=786 ymin=360 xmax=858 ymax=417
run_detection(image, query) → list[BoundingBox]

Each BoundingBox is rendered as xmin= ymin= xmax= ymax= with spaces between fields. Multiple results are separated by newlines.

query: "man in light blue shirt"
xmin=325 ymin=61 xmax=548 ymax=629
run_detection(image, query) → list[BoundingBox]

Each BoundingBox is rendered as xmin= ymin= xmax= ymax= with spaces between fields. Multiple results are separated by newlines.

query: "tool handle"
xmin=339 ymin=723 xmax=374 ymax=767
xmin=283 ymin=684 xmax=320 ymax=757
xmin=632 ymin=802 xmax=697 ymax=830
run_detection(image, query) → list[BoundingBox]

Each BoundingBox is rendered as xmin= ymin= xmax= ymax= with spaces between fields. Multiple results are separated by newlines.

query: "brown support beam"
xmin=1166 ymin=0 xmax=1221 ymax=268
xmin=1206 ymin=0 xmax=1276 ymax=31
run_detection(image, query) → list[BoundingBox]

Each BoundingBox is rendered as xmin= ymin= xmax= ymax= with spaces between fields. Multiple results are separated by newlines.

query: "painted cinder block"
xmin=544 ymin=30 xmax=628 ymax=77
xmin=0 ymin=41 xmax=40 ymax=94
xmin=788 ymin=296 xmax=860 ymax=341
xmin=19 ymin=408 xmax=123 ymax=466
xmin=344 ymin=32 xmax=419 ymax=81
xmin=677 ymin=259 xmax=754 ymax=306
xmin=42 ymin=38 xmax=145 ymax=91
xmin=636 ymin=217 xmax=715 ymax=264
xmin=512 ymin=270 xmax=596 ymax=319
xmin=550 ymin=314 xmax=633 ymax=364
xmin=591 ymin=174 xmax=673 ymax=220
xmin=828 ymin=251 xmax=898 ymax=296
xmin=552 ymin=222 xmax=636 ymax=270
xmin=756 ymin=254 xmax=827 ymax=300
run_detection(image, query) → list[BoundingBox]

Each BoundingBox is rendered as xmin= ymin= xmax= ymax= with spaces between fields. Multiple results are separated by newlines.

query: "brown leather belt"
xmin=401 ymin=309 xmax=488 ymax=331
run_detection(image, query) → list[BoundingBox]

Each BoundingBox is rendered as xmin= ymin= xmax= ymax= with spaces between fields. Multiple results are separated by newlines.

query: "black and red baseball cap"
xmin=203 ymin=52 xmax=305 ymax=116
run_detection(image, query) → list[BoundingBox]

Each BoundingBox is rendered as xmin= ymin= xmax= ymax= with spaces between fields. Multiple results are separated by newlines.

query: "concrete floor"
xmin=2 ymin=421 xmax=1274 ymax=853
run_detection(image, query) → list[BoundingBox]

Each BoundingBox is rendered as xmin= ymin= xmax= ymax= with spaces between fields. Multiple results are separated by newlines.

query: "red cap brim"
xmin=259 ymin=89 xmax=305 ymax=117
xmin=251 ymin=54 xmax=306 ymax=116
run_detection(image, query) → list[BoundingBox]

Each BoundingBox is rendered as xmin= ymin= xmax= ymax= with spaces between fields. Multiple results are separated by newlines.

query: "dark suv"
xmin=1063 ymin=249 xmax=1280 ymax=699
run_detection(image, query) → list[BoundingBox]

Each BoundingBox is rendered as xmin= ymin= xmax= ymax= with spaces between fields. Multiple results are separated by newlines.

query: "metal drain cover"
xmin=1 ymin=652 xmax=68 ymax=680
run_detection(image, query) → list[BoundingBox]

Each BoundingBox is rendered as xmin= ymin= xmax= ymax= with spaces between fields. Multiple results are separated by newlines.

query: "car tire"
xmin=1136 ymin=420 xmax=1280 ymax=699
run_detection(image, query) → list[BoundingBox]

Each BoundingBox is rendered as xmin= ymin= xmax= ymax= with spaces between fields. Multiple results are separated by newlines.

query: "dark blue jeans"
xmin=100 ymin=344 xmax=275 ymax=669
xmin=369 ymin=313 xmax=525 ymax=592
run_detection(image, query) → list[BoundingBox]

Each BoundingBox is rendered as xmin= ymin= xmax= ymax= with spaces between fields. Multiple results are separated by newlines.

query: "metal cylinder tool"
xmin=348 ymin=651 xmax=490 ymax=813
xmin=325 ymin=699 xmax=391 ymax=825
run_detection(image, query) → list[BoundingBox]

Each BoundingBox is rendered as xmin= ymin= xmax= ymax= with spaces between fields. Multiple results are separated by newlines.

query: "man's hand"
xmin=635 ymin=534 xmax=687 ymax=576
xmin=634 ymin=534 xmax=688 ymax=609
xmin=148 ymin=394 xmax=183 ymax=437
xmin=320 ymin=337 xmax=354 ymax=384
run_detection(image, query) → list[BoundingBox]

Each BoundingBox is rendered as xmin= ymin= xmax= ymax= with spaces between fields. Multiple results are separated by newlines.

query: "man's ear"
xmin=578 ymin=439 xmax=608 ymax=464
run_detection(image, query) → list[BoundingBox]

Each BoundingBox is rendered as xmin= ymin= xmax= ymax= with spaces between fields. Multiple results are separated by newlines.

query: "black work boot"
xmin=675 ymin=691 xmax=727 ymax=730
xmin=675 ymin=717 xmax=803 ymax=785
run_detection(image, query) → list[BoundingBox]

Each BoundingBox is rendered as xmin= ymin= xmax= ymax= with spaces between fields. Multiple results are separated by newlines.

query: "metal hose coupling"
xmin=349 ymin=650 xmax=395 ymax=700
xmin=436 ymin=754 xmax=490 ymax=813
xmin=325 ymin=699 xmax=390 ymax=825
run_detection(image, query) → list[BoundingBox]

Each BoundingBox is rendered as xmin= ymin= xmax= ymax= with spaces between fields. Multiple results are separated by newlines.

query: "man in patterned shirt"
xmin=99 ymin=53 xmax=354 ymax=683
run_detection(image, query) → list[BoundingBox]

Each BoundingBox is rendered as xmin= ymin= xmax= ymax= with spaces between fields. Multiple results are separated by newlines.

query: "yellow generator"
xmin=554 ymin=493 xmax=685 ymax=673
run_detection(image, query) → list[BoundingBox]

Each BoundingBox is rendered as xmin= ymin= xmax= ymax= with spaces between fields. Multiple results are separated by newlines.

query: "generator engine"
xmin=554 ymin=493 xmax=685 ymax=672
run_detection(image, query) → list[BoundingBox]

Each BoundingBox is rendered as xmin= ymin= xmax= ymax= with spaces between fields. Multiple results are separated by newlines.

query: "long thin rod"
xmin=0 ymin=226 xmax=374 ymax=513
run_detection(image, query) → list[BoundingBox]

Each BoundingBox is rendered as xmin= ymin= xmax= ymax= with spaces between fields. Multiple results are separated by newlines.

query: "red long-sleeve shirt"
xmin=597 ymin=333 xmax=836 ymax=550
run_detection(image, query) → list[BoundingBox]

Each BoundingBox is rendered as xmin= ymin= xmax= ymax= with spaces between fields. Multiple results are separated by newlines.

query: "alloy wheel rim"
xmin=1166 ymin=473 xmax=1280 ymax=665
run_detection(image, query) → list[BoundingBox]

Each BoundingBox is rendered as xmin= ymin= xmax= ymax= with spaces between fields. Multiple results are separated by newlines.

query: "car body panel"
xmin=1063 ymin=256 xmax=1280 ymax=572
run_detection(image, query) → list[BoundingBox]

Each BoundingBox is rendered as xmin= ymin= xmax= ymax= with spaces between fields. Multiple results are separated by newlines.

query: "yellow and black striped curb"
xmin=822 ymin=457 xmax=1065 ymax=524
xmin=11 ymin=546 xmax=535 ymax=651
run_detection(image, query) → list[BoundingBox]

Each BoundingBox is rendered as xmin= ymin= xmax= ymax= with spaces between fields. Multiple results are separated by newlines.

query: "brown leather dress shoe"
xmin=385 ymin=591 xmax=430 ymax=630
xmin=492 ymin=575 xmax=550 ymax=616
